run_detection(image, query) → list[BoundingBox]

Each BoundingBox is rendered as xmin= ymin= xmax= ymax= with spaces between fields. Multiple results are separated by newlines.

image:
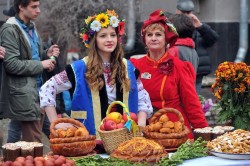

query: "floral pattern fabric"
xmin=40 ymin=63 xmax=153 ymax=118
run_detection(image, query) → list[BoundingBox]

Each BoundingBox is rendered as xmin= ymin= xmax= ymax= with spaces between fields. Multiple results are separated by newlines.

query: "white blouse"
xmin=40 ymin=63 xmax=153 ymax=118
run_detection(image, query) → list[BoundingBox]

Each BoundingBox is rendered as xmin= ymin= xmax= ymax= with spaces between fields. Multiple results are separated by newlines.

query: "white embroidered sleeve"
xmin=39 ymin=70 xmax=72 ymax=109
xmin=137 ymin=79 xmax=153 ymax=119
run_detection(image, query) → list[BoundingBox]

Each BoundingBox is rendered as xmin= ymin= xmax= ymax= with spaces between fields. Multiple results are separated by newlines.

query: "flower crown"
xmin=80 ymin=10 xmax=126 ymax=48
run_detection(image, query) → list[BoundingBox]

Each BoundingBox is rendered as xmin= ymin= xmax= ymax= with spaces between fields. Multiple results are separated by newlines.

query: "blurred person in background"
xmin=0 ymin=45 xmax=6 ymax=156
xmin=3 ymin=6 xmax=16 ymax=20
xmin=168 ymin=14 xmax=199 ymax=72
xmin=176 ymin=0 xmax=219 ymax=94
xmin=0 ymin=0 xmax=59 ymax=143
xmin=0 ymin=6 xmax=12 ymax=156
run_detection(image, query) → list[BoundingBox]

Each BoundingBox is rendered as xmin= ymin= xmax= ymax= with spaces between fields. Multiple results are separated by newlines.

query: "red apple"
xmin=122 ymin=113 xmax=128 ymax=122
xmin=100 ymin=124 xmax=106 ymax=131
xmin=117 ymin=123 xmax=124 ymax=129
xmin=120 ymin=119 xmax=125 ymax=124
xmin=2 ymin=161 xmax=12 ymax=166
xmin=123 ymin=112 xmax=138 ymax=124
xmin=104 ymin=120 xmax=117 ymax=131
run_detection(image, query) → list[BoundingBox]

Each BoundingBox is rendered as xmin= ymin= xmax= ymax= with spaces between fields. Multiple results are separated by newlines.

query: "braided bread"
xmin=110 ymin=137 xmax=167 ymax=163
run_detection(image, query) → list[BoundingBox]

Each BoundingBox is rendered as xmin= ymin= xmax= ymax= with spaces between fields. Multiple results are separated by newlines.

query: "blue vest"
xmin=70 ymin=57 xmax=138 ymax=135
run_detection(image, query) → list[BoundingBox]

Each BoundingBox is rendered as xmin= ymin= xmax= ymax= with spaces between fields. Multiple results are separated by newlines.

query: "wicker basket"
xmin=143 ymin=108 xmax=190 ymax=148
xmin=98 ymin=101 xmax=140 ymax=154
xmin=49 ymin=118 xmax=96 ymax=157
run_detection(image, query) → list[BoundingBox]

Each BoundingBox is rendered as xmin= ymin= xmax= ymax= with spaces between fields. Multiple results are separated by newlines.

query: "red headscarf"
xmin=141 ymin=9 xmax=178 ymax=47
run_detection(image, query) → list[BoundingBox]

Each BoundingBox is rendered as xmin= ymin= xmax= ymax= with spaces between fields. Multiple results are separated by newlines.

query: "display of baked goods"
xmin=143 ymin=108 xmax=190 ymax=148
xmin=49 ymin=118 xmax=96 ymax=157
xmin=110 ymin=137 xmax=167 ymax=163
xmin=1 ymin=154 xmax=75 ymax=166
xmin=2 ymin=141 xmax=43 ymax=161
xmin=207 ymin=129 xmax=250 ymax=154
xmin=194 ymin=126 xmax=235 ymax=141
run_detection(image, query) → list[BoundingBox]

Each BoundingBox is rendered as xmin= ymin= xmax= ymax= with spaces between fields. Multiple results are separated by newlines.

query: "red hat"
xmin=141 ymin=9 xmax=178 ymax=46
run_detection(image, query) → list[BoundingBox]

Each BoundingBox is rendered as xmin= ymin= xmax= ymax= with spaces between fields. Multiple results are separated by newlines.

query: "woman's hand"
xmin=137 ymin=111 xmax=147 ymax=127
xmin=45 ymin=106 xmax=59 ymax=122
xmin=45 ymin=106 xmax=73 ymax=130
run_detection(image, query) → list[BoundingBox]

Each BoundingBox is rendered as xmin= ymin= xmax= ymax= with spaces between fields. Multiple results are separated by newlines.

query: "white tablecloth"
xmin=100 ymin=154 xmax=250 ymax=166
xmin=180 ymin=156 xmax=250 ymax=166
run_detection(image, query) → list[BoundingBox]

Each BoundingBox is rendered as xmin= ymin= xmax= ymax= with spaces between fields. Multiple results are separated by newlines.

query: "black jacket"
xmin=193 ymin=23 xmax=219 ymax=76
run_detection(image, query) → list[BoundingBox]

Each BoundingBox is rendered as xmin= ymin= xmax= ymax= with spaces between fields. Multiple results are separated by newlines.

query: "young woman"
xmin=39 ymin=10 xmax=153 ymax=135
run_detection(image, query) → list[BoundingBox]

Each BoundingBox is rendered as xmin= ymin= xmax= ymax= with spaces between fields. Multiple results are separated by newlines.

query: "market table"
xmin=100 ymin=154 xmax=250 ymax=166
xmin=179 ymin=156 xmax=250 ymax=166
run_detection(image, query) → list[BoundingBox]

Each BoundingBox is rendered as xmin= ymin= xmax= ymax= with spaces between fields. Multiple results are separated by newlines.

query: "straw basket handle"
xmin=50 ymin=118 xmax=85 ymax=138
xmin=149 ymin=108 xmax=184 ymax=125
xmin=105 ymin=101 xmax=138 ymax=134
xmin=106 ymin=101 xmax=130 ymax=119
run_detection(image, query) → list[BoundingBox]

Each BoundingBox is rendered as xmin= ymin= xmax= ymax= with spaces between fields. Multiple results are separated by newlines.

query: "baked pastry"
xmin=31 ymin=142 xmax=43 ymax=157
xmin=220 ymin=126 xmax=234 ymax=132
xmin=194 ymin=126 xmax=234 ymax=141
xmin=2 ymin=143 xmax=20 ymax=161
xmin=211 ymin=128 xmax=225 ymax=139
xmin=110 ymin=137 xmax=167 ymax=163
xmin=74 ymin=127 xmax=89 ymax=137
xmin=193 ymin=127 xmax=212 ymax=141
xmin=2 ymin=141 xmax=44 ymax=161
xmin=143 ymin=108 xmax=190 ymax=148
xmin=49 ymin=118 xmax=96 ymax=156
xmin=56 ymin=128 xmax=67 ymax=138
xmin=207 ymin=129 xmax=250 ymax=154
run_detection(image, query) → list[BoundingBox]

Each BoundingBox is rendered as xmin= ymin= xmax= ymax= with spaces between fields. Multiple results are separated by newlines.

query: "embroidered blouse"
xmin=40 ymin=62 xmax=153 ymax=118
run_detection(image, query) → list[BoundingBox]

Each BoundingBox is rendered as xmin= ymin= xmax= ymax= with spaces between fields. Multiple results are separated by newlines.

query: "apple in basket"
xmin=117 ymin=123 xmax=124 ymax=129
xmin=106 ymin=112 xmax=123 ymax=123
xmin=122 ymin=112 xmax=138 ymax=124
xmin=100 ymin=123 xmax=106 ymax=131
xmin=104 ymin=119 xmax=117 ymax=131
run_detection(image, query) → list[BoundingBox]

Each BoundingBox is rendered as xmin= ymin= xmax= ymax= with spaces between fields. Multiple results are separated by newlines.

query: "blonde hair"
xmin=144 ymin=23 xmax=165 ymax=33
xmin=85 ymin=32 xmax=130 ymax=91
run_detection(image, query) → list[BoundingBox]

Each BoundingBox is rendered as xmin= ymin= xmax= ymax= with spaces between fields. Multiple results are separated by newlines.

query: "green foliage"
xmin=212 ymin=62 xmax=250 ymax=130
xmin=156 ymin=138 xmax=208 ymax=166
xmin=73 ymin=155 xmax=149 ymax=166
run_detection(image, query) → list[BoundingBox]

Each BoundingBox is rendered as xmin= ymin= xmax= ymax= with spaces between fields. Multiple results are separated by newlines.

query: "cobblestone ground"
xmin=0 ymin=76 xmax=215 ymax=157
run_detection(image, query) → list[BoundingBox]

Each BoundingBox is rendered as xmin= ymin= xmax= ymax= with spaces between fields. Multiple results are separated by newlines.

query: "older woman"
xmin=130 ymin=9 xmax=208 ymax=139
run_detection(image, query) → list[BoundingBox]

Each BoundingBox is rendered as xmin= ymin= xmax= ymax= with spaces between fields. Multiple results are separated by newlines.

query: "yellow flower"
xmin=215 ymin=91 xmax=221 ymax=100
xmin=96 ymin=13 xmax=110 ymax=27
xmin=212 ymin=61 xmax=250 ymax=130
xmin=85 ymin=43 xmax=89 ymax=48
xmin=107 ymin=9 xmax=118 ymax=17
xmin=85 ymin=15 xmax=96 ymax=24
